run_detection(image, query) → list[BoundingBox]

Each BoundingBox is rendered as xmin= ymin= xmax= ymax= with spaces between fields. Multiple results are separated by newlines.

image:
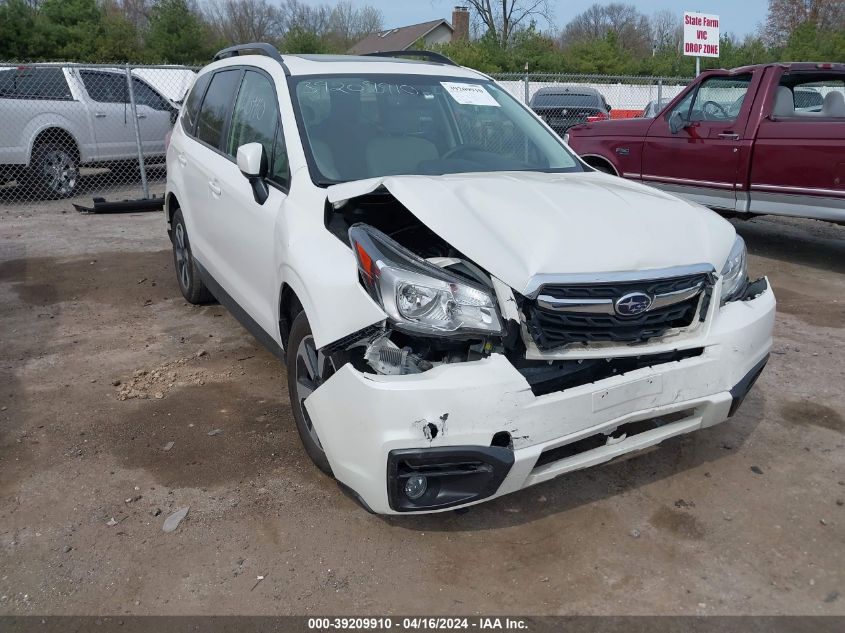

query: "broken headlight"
xmin=719 ymin=235 xmax=747 ymax=303
xmin=349 ymin=224 xmax=502 ymax=337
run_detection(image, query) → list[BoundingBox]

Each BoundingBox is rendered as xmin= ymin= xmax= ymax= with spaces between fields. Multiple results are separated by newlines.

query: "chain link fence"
xmin=0 ymin=62 xmax=693 ymax=206
xmin=0 ymin=62 xmax=197 ymax=206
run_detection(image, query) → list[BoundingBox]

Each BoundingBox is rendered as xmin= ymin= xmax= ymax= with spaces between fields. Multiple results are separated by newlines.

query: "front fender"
xmin=279 ymin=239 xmax=386 ymax=352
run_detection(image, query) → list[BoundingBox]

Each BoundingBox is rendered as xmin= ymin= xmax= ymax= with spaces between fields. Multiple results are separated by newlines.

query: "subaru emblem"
xmin=615 ymin=292 xmax=653 ymax=316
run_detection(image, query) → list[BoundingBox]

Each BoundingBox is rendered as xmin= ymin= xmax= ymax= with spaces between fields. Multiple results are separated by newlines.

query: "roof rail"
xmin=213 ymin=43 xmax=283 ymax=63
xmin=363 ymin=50 xmax=458 ymax=66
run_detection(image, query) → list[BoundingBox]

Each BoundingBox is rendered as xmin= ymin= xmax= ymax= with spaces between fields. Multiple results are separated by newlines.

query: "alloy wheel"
xmin=42 ymin=149 xmax=78 ymax=196
xmin=174 ymin=223 xmax=190 ymax=290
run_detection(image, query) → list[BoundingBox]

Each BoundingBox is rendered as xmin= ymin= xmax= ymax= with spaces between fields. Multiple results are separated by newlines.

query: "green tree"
xmin=436 ymin=33 xmax=509 ymax=73
xmin=780 ymin=21 xmax=845 ymax=61
xmin=0 ymin=0 xmax=38 ymax=60
xmin=97 ymin=10 xmax=143 ymax=62
xmin=506 ymin=26 xmax=560 ymax=72
xmin=145 ymin=0 xmax=217 ymax=64
xmin=281 ymin=27 xmax=330 ymax=54
xmin=32 ymin=0 xmax=105 ymax=61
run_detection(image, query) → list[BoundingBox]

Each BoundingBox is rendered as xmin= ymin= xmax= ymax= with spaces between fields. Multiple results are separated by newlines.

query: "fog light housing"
xmin=404 ymin=475 xmax=428 ymax=499
xmin=387 ymin=446 xmax=514 ymax=512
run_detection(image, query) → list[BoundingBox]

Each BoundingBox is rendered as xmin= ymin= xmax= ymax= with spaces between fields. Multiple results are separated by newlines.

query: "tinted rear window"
xmin=196 ymin=70 xmax=241 ymax=148
xmin=0 ymin=67 xmax=71 ymax=100
xmin=532 ymin=93 xmax=600 ymax=108
xmin=181 ymin=72 xmax=211 ymax=135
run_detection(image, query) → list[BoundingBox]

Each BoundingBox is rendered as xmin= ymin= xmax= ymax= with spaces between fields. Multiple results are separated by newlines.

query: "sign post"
xmin=683 ymin=11 xmax=720 ymax=76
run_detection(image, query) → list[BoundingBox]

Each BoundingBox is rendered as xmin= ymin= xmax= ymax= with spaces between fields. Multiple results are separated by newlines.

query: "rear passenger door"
xmin=206 ymin=68 xmax=289 ymax=338
xmin=178 ymin=68 xmax=242 ymax=279
xmin=78 ymin=70 xmax=136 ymax=160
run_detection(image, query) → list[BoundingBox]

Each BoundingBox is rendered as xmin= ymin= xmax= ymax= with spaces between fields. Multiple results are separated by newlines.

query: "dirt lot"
xmin=0 ymin=193 xmax=843 ymax=616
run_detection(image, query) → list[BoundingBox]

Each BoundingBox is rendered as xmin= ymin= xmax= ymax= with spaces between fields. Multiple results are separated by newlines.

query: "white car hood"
xmin=327 ymin=171 xmax=735 ymax=295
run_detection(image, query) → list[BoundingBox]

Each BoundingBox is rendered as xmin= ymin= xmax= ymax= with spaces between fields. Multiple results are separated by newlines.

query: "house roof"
xmin=349 ymin=19 xmax=453 ymax=55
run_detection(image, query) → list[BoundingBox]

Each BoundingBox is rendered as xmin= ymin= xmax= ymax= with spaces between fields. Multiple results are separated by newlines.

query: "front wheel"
xmin=286 ymin=311 xmax=339 ymax=476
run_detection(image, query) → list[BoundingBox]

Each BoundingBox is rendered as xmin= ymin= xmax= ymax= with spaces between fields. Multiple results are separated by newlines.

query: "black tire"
xmin=590 ymin=162 xmax=616 ymax=176
xmin=171 ymin=209 xmax=214 ymax=304
xmin=29 ymin=139 xmax=79 ymax=199
xmin=286 ymin=311 xmax=339 ymax=476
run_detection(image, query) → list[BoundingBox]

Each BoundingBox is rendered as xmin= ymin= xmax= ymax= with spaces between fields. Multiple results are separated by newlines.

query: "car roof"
xmin=709 ymin=62 xmax=845 ymax=75
xmin=205 ymin=52 xmax=488 ymax=81
xmin=533 ymin=86 xmax=602 ymax=96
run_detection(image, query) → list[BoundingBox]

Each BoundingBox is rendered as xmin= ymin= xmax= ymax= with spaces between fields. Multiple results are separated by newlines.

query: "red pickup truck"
xmin=565 ymin=62 xmax=845 ymax=223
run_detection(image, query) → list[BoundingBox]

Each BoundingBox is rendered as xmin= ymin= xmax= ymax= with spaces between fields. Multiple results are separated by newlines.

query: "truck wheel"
xmin=30 ymin=140 xmax=79 ymax=198
xmin=590 ymin=162 xmax=616 ymax=175
xmin=170 ymin=209 xmax=213 ymax=304
xmin=286 ymin=311 xmax=338 ymax=476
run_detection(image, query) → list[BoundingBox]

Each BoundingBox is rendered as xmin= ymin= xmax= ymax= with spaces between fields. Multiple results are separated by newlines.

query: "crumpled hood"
xmin=327 ymin=171 xmax=735 ymax=295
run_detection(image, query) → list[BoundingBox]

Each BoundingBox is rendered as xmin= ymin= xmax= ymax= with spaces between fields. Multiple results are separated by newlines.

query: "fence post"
xmin=523 ymin=64 xmax=529 ymax=104
xmin=657 ymin=78 xmax=663 ymax=106
xmin=125 ymin=64 xmax=150 ymax=200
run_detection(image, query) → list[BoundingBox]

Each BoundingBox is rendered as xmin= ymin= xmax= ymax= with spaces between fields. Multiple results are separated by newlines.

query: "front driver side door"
xmin=642 ymin=73 xmax=756 ymax=211
xmin=203 ymin=68 xmax=290 ymax=339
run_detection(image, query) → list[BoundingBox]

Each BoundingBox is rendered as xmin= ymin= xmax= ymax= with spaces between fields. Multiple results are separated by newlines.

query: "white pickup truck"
xmin=0 ymin=65 xmax=189 ymax=198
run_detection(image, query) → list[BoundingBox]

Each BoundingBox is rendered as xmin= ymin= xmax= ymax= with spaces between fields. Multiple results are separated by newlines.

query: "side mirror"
xmin=668 ymin=110 xmax=688 ymax=134
xmin=237 ymin=142 xmax=269 ymax=205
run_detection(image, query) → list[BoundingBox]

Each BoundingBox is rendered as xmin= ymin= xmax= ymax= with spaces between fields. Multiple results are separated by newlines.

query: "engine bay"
xmin=324 ymin=188 xmax=711 ymax=395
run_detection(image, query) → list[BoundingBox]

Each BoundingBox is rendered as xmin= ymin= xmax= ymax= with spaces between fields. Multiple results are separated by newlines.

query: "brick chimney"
xmin=452 ymin=6 xmax=469 ymax=41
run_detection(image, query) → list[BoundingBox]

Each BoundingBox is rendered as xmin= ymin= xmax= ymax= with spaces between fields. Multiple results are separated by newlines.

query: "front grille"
xmin=526 ymin=273 xmax=711 ymax=350
xmin=515 ymin=347 xmax=704 ymax=397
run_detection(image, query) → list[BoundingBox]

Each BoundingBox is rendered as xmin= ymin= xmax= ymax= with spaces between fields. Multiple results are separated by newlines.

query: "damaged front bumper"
xmin=305 ymin=281 xmax=775 ymax=514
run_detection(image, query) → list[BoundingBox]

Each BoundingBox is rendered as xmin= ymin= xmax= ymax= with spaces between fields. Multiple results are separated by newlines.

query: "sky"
xmin=325 ymin=0 xmax=770 ymax=39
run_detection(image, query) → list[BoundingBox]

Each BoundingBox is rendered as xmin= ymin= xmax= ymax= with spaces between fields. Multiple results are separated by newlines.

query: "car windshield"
xmin=531 ymin=93 xmax=599 ymax=108
xmin=290 ymin=74 xmax=583 ymax=185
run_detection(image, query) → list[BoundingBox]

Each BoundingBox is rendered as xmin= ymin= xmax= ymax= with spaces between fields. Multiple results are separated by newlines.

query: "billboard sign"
xmin=683 ymin=11 xmax=720 ymax=57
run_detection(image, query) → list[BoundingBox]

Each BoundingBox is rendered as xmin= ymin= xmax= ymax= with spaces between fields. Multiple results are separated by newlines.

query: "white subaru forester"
xmin=165 ymin=44 xmax=775 ymax=514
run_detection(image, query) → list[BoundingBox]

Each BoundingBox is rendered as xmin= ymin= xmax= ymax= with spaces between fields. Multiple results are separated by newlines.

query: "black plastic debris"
xmin=73 ymin=195 xmax=164 ymax=214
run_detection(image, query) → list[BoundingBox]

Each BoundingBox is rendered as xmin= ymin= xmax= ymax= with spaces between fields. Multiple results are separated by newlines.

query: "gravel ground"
xmin=0 ymin=191 xmax=843 ymax=615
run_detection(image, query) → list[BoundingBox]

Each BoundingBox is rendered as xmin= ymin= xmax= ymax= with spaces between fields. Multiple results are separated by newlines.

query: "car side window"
xmin=196 ymin=69 xmax=241 ymax=149
xmin=779 ymin=75 xmax=845 ymax=118
xmin=270 ymin=121 xmax=291 ymax=189
xmin=181 ymin=72 xmax=211 ymax=136
xmin=688 ymin=74 xmax=752 ymax=122
xmin=666 ymin=89 xmax=695 ymax=121
xmin=0 ymin=67 xmax=72 ymax=100
xmin=226 ymin=70 xmax=279 ymax=161
xmin=131 ymin=77 xmax=169 ymax=111
xmin=80 ymin=71 xmax=126 ymax=103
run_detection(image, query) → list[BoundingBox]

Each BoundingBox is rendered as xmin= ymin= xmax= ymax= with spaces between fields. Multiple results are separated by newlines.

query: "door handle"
xmin=136 ymin=113 xmax=146 ymax=119
xmin=208 ymin=181 xmax=222 ymax=197
xmin=717 ymin=132 xmax=740 ymax=140
xmin=94 ymin=112 xmax=106 ymax=118
xmin=177 ymin=153 xmax=187 ymax=167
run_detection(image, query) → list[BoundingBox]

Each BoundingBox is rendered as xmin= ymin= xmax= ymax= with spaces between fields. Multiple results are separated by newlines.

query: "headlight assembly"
xmin=349 ymin=224 xmax=502 ymax=337
xmin=719 ymin=235 xmax=747 ymax=303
